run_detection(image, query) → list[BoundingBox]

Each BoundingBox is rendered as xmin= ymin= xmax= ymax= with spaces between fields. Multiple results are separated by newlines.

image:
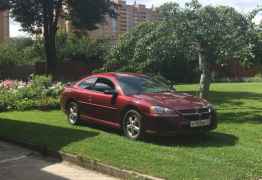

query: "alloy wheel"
xmin=124 ymin=110 xmax=143 ymax=140
xmin=68 ymin=102 xmax=79 ymax=125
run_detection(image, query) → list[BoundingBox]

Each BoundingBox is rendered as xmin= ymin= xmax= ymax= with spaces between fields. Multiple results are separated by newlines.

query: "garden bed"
xmin=0 ymin=75 xmax=63 ymax=112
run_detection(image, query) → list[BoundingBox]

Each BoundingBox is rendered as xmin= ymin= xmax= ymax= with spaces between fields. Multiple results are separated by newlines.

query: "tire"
xmin=67 ymin=101 xmax=80 ymax=125
xmin=123 ymin=109 xmax=144 ymax=140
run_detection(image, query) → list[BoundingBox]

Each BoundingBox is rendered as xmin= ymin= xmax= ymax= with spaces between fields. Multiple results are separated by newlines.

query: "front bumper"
xmin=144 ymin=112 xmax=217 ymax=135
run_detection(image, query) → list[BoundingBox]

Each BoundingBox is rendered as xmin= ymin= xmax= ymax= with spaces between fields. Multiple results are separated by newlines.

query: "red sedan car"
xmin=61 ymin=73 xmax=217 ymax=140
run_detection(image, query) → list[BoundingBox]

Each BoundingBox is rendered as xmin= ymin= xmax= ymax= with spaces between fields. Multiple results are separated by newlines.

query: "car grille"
xmin=178 ymin=107 xmax=211 ymax=121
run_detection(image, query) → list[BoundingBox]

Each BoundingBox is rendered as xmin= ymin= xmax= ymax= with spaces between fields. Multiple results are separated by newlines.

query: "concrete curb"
xmin=0 ymin=137 xmax=164 ymax=180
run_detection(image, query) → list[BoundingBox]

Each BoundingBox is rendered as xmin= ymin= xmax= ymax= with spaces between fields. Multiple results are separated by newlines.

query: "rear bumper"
xmin=144 ymin=112 xmax=217 ymax=135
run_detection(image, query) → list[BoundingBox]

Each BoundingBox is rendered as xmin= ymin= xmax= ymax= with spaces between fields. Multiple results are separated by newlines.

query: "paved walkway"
xmin=0 ymin=141 xmax=119 ymax=180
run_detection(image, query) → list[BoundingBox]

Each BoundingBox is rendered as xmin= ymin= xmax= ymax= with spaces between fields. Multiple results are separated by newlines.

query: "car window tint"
xmin=79 ymin=77 xmax=97 ymax=90
xmin=117 ymin=75 xmax=171 ymax=95
xmin=93 ymin=78 xmax=115 ymax=93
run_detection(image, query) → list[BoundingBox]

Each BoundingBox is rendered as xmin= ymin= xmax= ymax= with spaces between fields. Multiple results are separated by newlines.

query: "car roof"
xmin=92 ymin=72 xmax=146 ymax=78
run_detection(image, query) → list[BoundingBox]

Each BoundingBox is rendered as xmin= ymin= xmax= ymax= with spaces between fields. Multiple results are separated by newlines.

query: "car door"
xmin=74 ymin=77 xmax=97 ymax=118
xmin=89 ymin=77 xmax=119 ymax=123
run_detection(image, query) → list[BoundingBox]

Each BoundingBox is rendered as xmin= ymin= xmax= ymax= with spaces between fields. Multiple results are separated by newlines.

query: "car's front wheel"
xmin=67 ymin=102 xmax=80 ymax=125
xmin=123 ymin=109 xmax=144 ymax=140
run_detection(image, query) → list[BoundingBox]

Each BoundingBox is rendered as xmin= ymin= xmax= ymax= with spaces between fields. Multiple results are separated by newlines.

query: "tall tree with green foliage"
xmin=107 ymin=1 xmax=258 ymax=97
xmin=105 ymin=21 xmax=198 ymax=83
xmin=255 ymin=22 xmax=262 ymax=64
xmin=1 ymin=0 xmax=113 ymax=75
xmin=250 ymin=9 xmax=262 ymax=65
xmin=159 ymin=0 xmax=257 ymax=98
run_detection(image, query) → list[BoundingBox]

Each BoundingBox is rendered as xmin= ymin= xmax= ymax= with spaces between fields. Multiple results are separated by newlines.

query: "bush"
xmin=243 ymin=73 xmax=262 ymax=82
xmin=0 ymin=75 xmax=64 ymax=112
xmin=0 ymin=34 xmax=110 ymax=67
xmin=0 ymin=38 xmax=42 ymax=66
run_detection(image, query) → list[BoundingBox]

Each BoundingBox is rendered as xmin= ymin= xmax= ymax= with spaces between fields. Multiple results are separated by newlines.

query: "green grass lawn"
xmin=0 ymin=82 xmax=262 ymax=180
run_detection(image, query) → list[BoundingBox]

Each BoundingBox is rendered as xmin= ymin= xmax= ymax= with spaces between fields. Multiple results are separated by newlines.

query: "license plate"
xmin=190 ymin=119 xmax=211 ymax=128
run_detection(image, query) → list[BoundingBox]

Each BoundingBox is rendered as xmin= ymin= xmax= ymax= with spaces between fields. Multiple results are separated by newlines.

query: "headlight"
xmin=150 ymin=106 xmax=173 ymax=114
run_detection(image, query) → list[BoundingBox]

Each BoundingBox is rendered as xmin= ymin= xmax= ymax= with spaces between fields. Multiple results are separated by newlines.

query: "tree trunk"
xmin=43 ymin=0 xmax=58 ymax=77
xmin=199 ymin=51 xmax=211 ymax=99
xmin=44 ymin=28 xmax=57 ymax=76
xmin=44 ymin=34 xmax=55 ymax=75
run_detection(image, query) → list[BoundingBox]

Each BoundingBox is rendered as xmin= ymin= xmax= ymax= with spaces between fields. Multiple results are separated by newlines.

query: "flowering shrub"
xmin=0 ymin=75 xmax=64 ymax=112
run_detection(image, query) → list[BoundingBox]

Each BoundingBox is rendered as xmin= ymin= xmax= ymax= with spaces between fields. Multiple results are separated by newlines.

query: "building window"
xmin=112 ymin=18 xmax=117 ymax=33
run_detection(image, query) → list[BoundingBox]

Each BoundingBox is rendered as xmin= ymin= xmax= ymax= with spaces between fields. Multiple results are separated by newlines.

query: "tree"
xmin=250 ymin=8 xmax=262 ymax=65
xmin=252 ymin=24 xmax=262 ymax=65
xmin=159 ymin=0 xmax=255 ymax=98
xmin=104 ymin=22 xmax=199 ymax=83
xmin=56 ymin=32 xmax=110 ymax=66
xmin=0 ymin=0 xmax=8 ymax=10
xmin=1 ymin=0 xmax=112 ymax=76
xmin=0 ymin=38 xmax=40 ymax=66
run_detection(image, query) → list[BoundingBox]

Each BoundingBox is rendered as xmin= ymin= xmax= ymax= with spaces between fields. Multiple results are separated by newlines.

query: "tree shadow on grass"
xmin=218 ymin=111 xmax=262 ymax=124
xmin=180 ymin=91 xmax=262 ymax=108
xmin=0 ymin=118 xmax=99 ymax=152
xmin=143 ymin=132 xmax=239 ymax=148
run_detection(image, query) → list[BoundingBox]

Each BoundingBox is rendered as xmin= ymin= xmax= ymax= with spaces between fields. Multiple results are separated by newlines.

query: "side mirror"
xmin=104 ymin=89 xmax=118 ymax=96
xmin=66 ymin=82 xmax=72 ymax=86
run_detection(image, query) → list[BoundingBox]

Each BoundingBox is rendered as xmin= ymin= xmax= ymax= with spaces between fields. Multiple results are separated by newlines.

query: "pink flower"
xmin=3 ymin=80 xmax=16 ymax=89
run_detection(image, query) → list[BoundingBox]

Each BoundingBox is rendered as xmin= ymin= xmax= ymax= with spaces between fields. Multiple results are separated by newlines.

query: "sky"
xmin=10 ymin=0 xmax=262 ymax=37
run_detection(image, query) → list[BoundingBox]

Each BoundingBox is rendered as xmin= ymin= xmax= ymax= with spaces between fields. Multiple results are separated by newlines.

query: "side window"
xmin=79 ymin=77 xmax=97 ymax=90
xmin=93 ymin=78 xmax=115 ymax=93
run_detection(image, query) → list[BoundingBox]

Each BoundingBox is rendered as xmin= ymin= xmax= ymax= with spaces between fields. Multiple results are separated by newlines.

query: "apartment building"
xmin=61 ymin=0 xmax=159 ymax=41
xmin=126 ymin=2 xmax=158 ymax=31
xmin=0 ymin=10 xmax=9 ymax=43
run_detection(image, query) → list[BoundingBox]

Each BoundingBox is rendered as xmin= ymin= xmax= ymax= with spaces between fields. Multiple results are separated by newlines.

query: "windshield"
xmin=117 ymin=75 xmax=172 ymax=95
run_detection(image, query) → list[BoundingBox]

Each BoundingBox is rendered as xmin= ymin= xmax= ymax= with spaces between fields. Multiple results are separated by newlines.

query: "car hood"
xmin=131 ymin=92 xmax=209 ymax=110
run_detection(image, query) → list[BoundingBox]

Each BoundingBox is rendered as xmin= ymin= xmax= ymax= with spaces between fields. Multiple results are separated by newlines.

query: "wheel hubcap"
xmin=69 ymin=105 xmax=78 ymax=124
xmin=126 ymin=113 xmax=141 ymax=138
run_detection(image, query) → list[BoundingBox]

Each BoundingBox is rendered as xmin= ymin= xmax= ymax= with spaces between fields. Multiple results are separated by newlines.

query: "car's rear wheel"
xmin=67 ymin=102 xmax=80 ymax=125
xmin=123 ymin=109 xmax=144 ymax=140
